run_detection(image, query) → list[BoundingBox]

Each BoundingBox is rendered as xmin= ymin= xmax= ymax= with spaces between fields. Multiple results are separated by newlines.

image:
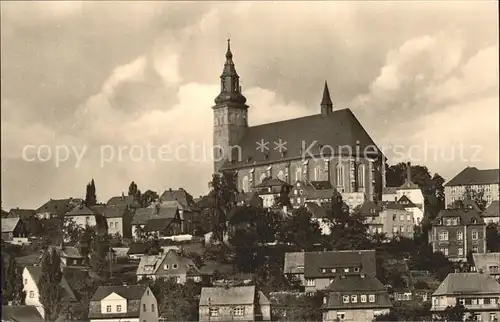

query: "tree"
xmin=274 ymin=188 xmax=291 ymax=208
xmin=89 ymin=229 xmax=110 ymax=280
xmin=272 ymin=292 xmax=323 ymax=321
xmin=277 ymin=207 xmax=323 ymax=251
xmin=486 ymin=223 xmax=500 ymax=252
xmin=128 ymin=181 xmax=138 ymax=196
xmin=374 ymin=302 xmax=431 ymax=321
xmin=1 ymin=254 xmax=25 ymax=304
xmin=63 ymin=217 xmax=83 ymax=245
xmin=85 ymin=179 xmax=97 ymax=206
xmin=39 ymin=247 xmax=63 ymax=321
xmin=141 ymin=190 xmax=159 ymax=207
xmin=439 ymin=300 xmax=467 ymax=322
xmin=150 ymin=278 xmax=201 ymax=320
xmin=78 ymin=226 xmax=96 ymax=265
xmin=208 ymin=173 xmax=238 ymax=243
xmin=462 ymin=186 xmax=487 ymax=211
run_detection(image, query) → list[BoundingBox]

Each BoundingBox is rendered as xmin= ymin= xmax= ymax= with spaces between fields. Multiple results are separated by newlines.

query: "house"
xmin=210 ymin=42 xmax=385 ymax=201
xmin=1 ymin=217 xmax=28 ymax=243
xmin=53 ymin=245 xmax=85 ymax=267
xmin=322 ymin=274 xmax=392 ymax=322
xmin=473 ymin=253 xmax=500 ymax=279
xmin=253 ymin=177 xmax=292 ymax=208
xmin=290 ymin=181 xmax=335 ymax=208
xmin=160 ymin=188 xmax=201 ymax=234
xmin=199 ymin=285 xmax=271 ymax=321
xmin=283 ymin=250 xmax=377 ymax=292
xmin=132 ymin=206 xmax=182 ymax=239
xmin=444 ymin=167 xmax=500 ymax=207
xmin=106 ymin=193 xmax=141 ymax=210
xmin=482 ymin=200 xmax=500 ymax=224
xmin=235 ymin=192 xmax=263 ymax=207
xmin=304 ymin=202 xmax=332 ymax=235
xmin=22 ymin=266 xmax=77 ymax=319
xmin=7 ymin=208 xmax=36 ymax=221
xmin=35 ymin=198 xmax=83 ymax=219
xmin=431 ymin=273 xmax=500 ymax=321
xmin=2 ymin=305 xmax=44 ymax=322
xmin=136 ymin=249 xmax=206 ymax=284
xmin=382 ymin=187 xmax=398 ymax=202
xmin=103 ymin=205 xmax=132 ymax=238
xmin=88 ymin=285 xmax=158 ymax=322
xmin=428 ymin=208 xmax=487 ymax=262
xmin=359 ymin=201 xmax=414 ymax=239
xmin=409 ymin=270 xmax=441 ymax=302
xmin=396 ymin=195 xmax=423 ymax=225
xmin=65 ymin=204 xmax=97 ymax=228
xmin=127 ymin=243 xmax=148 ymax=260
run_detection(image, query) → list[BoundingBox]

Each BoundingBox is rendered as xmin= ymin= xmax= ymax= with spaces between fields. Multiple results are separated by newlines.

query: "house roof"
xmin=36 ymin=198 xmax=83 ymax=216
xmin=459 ymin=199 xmax=482 ymax=213
xmin=53 ymin=246 xmax=83 ymax=259
xmin=24 ymin=266 xmax=77 ymax=302
xmin=304 ymin=202 xmax=332 ymax=219
xmin=91 ymin=285 xmax=148 ymax=301
xmin=142 ymin=217 xmax=176 ymax=232
xmin=383 ymin=187 xmax=398 ymax=195
xmin=106 ymin=195 xmax=141 ymax=208
xmin=65 ymin=204 xmax=95 ymax=216
xmin=432 ymin=273 xmax=500 ymax=296
xmin=399 ymin=179 xmax=419 ymax=190
xmin=136 ymin=254 xmax=165 ymax=275
xmin=284 ymin=252 xmax=305 ymax=274
xmin=396 ymin=195 xmax=417 ymax=208
xmin=132 ymin=206 xmax=179 ymax=225
xmin=199 ymin=285 xmax=257 ymax=306
xmin=2 ymin=305 xmax=44 ymax=322
xmin=220 ymin=109 xmax=383 ymax=170
xmin=445 ymin=167 xmax=499 ymax=187
xmin=103 ymin=205 xmax=128 ymax=218
xmin=90 ymin=205 xmax=107 ymax=216
xmin=304 ymin=250 xmax=377 ymax=278
xmin=1 ymin=218 xmax=20 ymax=233
xmin=127 ymin=243 xmax=148 ymax=255
xmin=7 ymin=208 xmax=36 ymax=220
xmin=482 ymin=200 xmax=499 ymax=218
xmin=160 ymin=188 xmax=198 ymax=211
xmin=357 ymin=201 xmax=383 ymax=216
xmin=434 ymin=209 xmax=485 ymax=225
xmin=382 ymin=202 xmax=410 ymax=211
xmin=472 ymin=253 xmax=500 ymax=274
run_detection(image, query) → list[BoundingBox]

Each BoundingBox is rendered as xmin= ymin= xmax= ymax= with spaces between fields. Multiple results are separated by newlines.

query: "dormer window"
xmin=354 ymin=267 xmax=360 ymax=272
xmin=322 ymin=268 xmax=327 ymax=273
xmin=173 ymin=264 xmax=178 ymax=269
xmin=331 ymin=268 xmax=336 ymax=273
xmin=436 ymin=219 xmax=442 ymax=225
xmin=343 ymin=268 xmax=349 ymax=273
xmin=471 ymin=218 xmax=477 ymax=224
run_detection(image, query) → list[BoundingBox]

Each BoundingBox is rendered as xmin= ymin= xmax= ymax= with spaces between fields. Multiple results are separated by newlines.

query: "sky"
xmin=1 ymin=1 xmax=499 ymax=210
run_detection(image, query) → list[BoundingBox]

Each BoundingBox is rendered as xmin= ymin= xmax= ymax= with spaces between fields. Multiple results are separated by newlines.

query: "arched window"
xmin=358 ymin=164 xmax=365 ymax=188
xmin=260 ymin=173 xmax=267 ymax=183
xmin=295 ymin=166 xmax=302 ymax=182
xmin=277 ymin=170 xmax=285 ymax=181
xmin=314 ymin=165 xmax=321 ymax=181
xmin=336 ymin=163 xmax=344 ymax=187
xmin=242 ymin=175 xmax=249 ymax=193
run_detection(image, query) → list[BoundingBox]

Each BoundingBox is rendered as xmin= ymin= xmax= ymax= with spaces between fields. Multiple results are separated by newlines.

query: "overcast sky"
xmin=1 ymin=1 xmax=498 ymax=210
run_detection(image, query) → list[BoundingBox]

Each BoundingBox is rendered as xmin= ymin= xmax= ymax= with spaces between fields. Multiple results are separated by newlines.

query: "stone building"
xmin=212 ymin=40 xmax=386 ymax=202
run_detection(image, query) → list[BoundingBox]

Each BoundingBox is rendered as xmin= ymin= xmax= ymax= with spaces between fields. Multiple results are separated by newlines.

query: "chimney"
xmin=155 ymin=203 xmax=160 ymax=215
xmin=169 ymin=188 xmax=172 ymax=191
xmin=121 ymin=192 xmax=125 ymax=200
xmin=407 ymin=162 xmax=411 ymax=182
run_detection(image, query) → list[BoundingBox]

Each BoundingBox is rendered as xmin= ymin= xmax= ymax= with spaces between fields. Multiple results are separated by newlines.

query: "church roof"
xmin=221 ymin=108 xmax=382 ymax=170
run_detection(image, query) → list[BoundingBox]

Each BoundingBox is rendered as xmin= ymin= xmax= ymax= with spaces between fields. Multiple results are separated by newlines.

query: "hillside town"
xmin=2 ymin=37 xmax=500 ymax=322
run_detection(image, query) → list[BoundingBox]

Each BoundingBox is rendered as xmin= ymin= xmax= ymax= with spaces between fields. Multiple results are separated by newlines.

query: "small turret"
xmin=320 ymin=81 xmax=333 ymax=116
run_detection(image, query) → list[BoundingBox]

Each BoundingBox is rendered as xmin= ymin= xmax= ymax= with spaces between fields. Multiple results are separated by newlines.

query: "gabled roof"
xmin=445 ymin=167 xmax=499 ymax=187
xmin=396 ymin=195 xmax=417 ymax=208
xmin=106 ymin=195 xmax=141 ymax=208
xmin=132 ymin=206 xmax=179 ymax=225
xmin=53 ymin=246 xmax=84 ymax=259
xmin=160 ymin=188 xmax=198 ymax=211
xmin=304 ymin=250 xmax=377 ymax=278
xmin=91 ymin=285 xmax=148 ymax=301
xmin=1 ymin=218 xmax=20 ymax=233
xmin=199 ymin=285 xmax=258 ymax=306
xmin=24 ymin=266 xmax=77 ymax=302
xmin=472 ymin=253 xmax=500 ymax=274
xmin=36 ymin=198 xmax=83 ymax=216
xmin=143 ymin=217 xmax=177 ymax=232
xmin=221 ymin=109 xmax=383 ymax=170
xmin=65 ymin=205 xmax=95 ymax=216
xmin=284 ymin=252 xmax=305 ymax=274
xmin=382 ymin=202 xmax=410 ymax=211
xmin=432 ymin=273 xmax=500 ymax=296
xmin=90 ymin=205 xmax=107 ymax=216
xmin=357 ymin=201 xmax=383 ymax=216
xmin=460 ymin=199 xmax=482 ymax=213
xmin=2 ymin=305 xmax=44 ymax=322
xmin=103 ymin=205 xmax=128 ymax=218
xmin=7 ymin=208 xmax=36 ymax=220
xmin=482 ymin=200 xmax=499 ymax=218
xmin=326 ymin=275 xmax=386 ymax=292
xmin=399 ymin=179 xmax=419 ymax=190
xmin=434 ymin=209 xmax=485 ymax=225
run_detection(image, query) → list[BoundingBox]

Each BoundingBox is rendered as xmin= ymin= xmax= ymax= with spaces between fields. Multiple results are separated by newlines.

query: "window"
xmin=358 ymin=164 xmax=365 ymax=188
xmin=234 ymin=306 xmax=244 ymax=316
xmin=343 ymin=268 xmax=349 ymax=273
xmin=393 ymin=226 xmax=398 ymax=233
xmin=337 ymin=312 xmax=346 ymax=320
xmin=173 ymin=264 xmax=178 ymax=269
xmin=438 ymin=231 xmax=449 ymax=241
xmin=406 ymin=214 xmax=411 ymax=221
xmin=143 ymin=304 xmax=147 ymax=312
xmin=295 ymin=167 xmax=302 ymax=181
xmin=29 ymin=291 xmax=34 ymax=298
xmin=107 ymin=305 xmax=112 ymax=313
xmin=354 ymin=267 xmax=360 ymax=272
xmin=323 ymin=296 xmax=328 ymax=304
xmin=110 ymin=222 xmax=114 ymax=228
xmin=259 ymin=173 xmax=266 ymax=183
xmin=369 ymin=295 xmax=375 ymax=303
xmin=306 ymin=279 xmax=315 ymax=287
xmin=491 ymin=298 xmax=497 ymax=305
xmin=164 ymin=264 xmax=169 ymax=270
xmin=471 ymin=245 xmax=479 ymax=253
xmin=472 ymin=230 xmax=479 ymax=240
xmin=297 ymin=197 xmax=301 ymax=204
xmin=314 ymin=165 xmax=321 ymax=181
xmin=472 ymin=299 xmax=478 ymax=305
xmin=322 ymin=268 xmax=327 ymax=273
xmin=478 ymin=298 xmax=484 ymax=305
xmin=351 ymin=295 xmax=358 ymax=303
xmin=336 ymin=163 xmax=344 ymax=187
xmin=458 ymin=248 xmax=464 ymax=256
xmin=24 ymin=279 xmax=27 ymax=284
xmin=117 ymin=305 xmax=122 ymax=312
xmin=342 ymin=295 xmax=350 ymax=303
xmin=400 ymin=226 xmax=405 ymax=233
xmin=459 ymin=299 xmax=465 ymax=305
xmin=399 ymin=214 xmax=405 ymax=221
xmin=439 ymin=247 xmax=449 ymax=256
xmin=277 ymin=170 xmax=285 ymax=181
xmin=209 ymin=307 xmax=219 ymax=317
xmin=147 ymin=290 xmax=150 ymax=295
xmin=361 ymin=295 xmax=367 ymax=303
xmin=152 ymin=304 xmax=155 ymax=312
xmin=331 ymin=268 xmax=336 ymax=273
xmin=490 ymin=313 xmax=497 ymax=321
xmin=457 ymin=231 xmax=463 ymax=240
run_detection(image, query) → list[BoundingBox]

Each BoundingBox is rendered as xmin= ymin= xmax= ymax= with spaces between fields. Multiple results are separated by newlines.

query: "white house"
xmin=88 ymin=285 xmax=158 ymax=322
xmin=65 ymin=204 xmax=97 ymax=228
xmin=22 ymin=266 xmax=77 ymax=319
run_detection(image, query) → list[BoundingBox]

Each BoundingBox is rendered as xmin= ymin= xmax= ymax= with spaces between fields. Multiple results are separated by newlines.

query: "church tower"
xmin=212 ymin=39 xmax=249 ymax=173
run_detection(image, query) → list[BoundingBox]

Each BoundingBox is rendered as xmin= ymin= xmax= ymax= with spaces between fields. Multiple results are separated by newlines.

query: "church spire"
xmin=321 ymin=81 xmax=333 ymax=116
xmin=214 ymin=39 xmax=247 ymax=105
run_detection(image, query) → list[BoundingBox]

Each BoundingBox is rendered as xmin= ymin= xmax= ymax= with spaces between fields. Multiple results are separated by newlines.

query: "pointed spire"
xmin=321 ymin=81 xmax=333 ymax=116
xmin=226 ymin=38 xmax=233 ymax=60
xmin=214 ymin=39 xmax=247 ymax=105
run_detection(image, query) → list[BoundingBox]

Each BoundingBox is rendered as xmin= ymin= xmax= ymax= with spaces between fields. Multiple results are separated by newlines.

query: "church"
xmin=212 ymin=40 xmax=386 ymax=202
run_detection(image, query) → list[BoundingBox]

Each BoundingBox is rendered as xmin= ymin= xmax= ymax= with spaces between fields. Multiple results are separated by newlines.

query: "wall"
xmin=155 ymin=251 xmax=188 ymax=284
xmin=323 ymin=308 xmax=389 ymax=322
xmin=107 ymin=217 xmax=123 ymax=237
xmin=67 ymin=215 xmax=97 ymax=229
xmin=23 ymin=268 xmax=44 ymax=319
xmin=305 ymin=278 xmax=332 ymax=293
xmin=199 ymin=304 xmax=254 ymax=322
xmin=139 ymin=287 xmax=159 ymax=322
xmin=100 ymin=293 xmax=127 ymax=314
xmin=445 ymin=184 xmax=500 ymax=208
